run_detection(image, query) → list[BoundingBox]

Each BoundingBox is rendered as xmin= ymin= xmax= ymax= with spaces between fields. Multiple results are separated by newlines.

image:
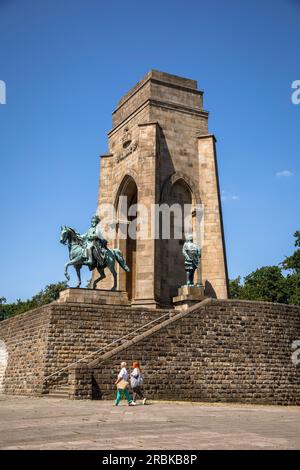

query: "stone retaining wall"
xmin=0 ymin=302 xmax=163 ymax=395
xmin=0 ymin=305 xmax=51 ymax=395
xmin=0 ymin=298 xmax=299 ymax=404
xmin=92 ymin=300 xmax=300 ymax=405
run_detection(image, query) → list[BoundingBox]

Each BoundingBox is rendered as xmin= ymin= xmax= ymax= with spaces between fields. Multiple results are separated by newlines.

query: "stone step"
xmin=47 ymin=393 xmax=69 ymax=399
xmin=48 ymin=389 xmax=69 ymax=394
xmin=47 ymin=386 xmax=70 ymax=398
xmin=88 ymin=298 xmax=211 ymax=368
xmin=87 ymin=316 xmax=171 ymax=360
xmin=43 ymin=311 xmax=175 ymax=392
xmin=49 ymin=386 xmax=69 ymax=392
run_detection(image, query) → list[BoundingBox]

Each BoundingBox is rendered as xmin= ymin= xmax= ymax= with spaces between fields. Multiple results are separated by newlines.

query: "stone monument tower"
xmin=97 ymin=70 xmax=229 ymax=307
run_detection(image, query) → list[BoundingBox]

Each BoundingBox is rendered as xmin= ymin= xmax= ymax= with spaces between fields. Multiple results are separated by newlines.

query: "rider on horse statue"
xmin=81 ymin=214 xmax=107 ymax=268
xmin=60 ymin=214 xmax=129 ymax=290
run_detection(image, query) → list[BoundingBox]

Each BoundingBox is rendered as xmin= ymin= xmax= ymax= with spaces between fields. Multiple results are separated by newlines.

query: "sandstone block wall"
xmin=92 ymin=300 xmax=300 ymax=405
xmin=1 ymin=298 xmax=299 ymax=405
xmin=0 ymin=305 xmax=51 ymax=395
xmin=0 ymin=302 xmax=164 ymax=395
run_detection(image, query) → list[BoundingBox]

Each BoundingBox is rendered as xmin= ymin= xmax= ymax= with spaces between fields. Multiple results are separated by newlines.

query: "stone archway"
xmin=115 ymin=176 xmax=138 ymax=300
xmin=0 ymin=340 xmax=8 ymax=393
xmin=160 ymin=178 xmax=194 ymax=303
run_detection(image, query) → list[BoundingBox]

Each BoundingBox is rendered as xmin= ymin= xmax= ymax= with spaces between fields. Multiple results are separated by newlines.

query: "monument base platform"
xmin=57 ymin=288 xmax=130 ymax=306
xmin=131 ymin=298 xmax=161 ymax=309
xmin=173 ymin=285 xmax=205 ymax=310
xmin=0 ymin=298 xmax=300 ymax=405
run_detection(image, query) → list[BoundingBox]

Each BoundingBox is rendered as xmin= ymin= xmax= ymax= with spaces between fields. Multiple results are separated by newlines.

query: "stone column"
xmin=95 ymin=154 xmax=115 ymax=290
xmin=198 ymin=135 xmax=229 ymax=299
xmin=131 ymin=123 xmax=159 ymax=308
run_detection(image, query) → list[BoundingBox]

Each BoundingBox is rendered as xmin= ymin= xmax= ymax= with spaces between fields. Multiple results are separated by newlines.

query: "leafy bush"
xmin=0 ymin=282 xmax=67 ymax=321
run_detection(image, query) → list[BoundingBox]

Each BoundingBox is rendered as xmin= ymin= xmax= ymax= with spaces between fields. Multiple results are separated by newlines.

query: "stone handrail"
xmin=88 ymin=298 xmax=213 ymax=368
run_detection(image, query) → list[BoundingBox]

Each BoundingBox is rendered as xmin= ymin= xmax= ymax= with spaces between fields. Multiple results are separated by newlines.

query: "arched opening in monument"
xmin=160 ymin=179 xmax=194 ymax=304
xmin=0 ymin=340 xmax=8 ymax=393
xmin=115 ymin=176 xmax=138 ymax=300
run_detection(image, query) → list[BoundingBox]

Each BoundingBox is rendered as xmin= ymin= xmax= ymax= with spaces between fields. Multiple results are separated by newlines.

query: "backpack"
xmin=130 ymin=369 xmax=143 ymax=388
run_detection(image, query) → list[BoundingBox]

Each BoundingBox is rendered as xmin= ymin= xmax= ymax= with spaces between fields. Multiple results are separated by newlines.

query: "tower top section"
xmin=112 ymin=70 xmax=205 ymax=129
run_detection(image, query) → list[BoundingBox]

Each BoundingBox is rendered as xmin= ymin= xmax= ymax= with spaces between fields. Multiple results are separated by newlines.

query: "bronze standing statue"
xmin=60 ymin=215 xmax=129 ymax=290
xmin=182 ymin=234 xmax=201 ymax=286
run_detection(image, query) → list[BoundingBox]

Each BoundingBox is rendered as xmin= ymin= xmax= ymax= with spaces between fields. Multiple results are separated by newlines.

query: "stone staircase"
xmin=47 ymin=384 xmax=70 ymax=399
xmin=88 ymin=298 xmax=211 ymax=369
xmin=45 ymin=298 xmax=212 ymax=399
xmin=44 ymin=308 xmax=175 ymax=398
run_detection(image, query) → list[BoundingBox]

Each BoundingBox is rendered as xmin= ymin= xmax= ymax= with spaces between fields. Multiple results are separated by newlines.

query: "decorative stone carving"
xmin=122 ymin=127 xmax=132 ymax=148
xmin=117 ymin=140 xmax=138 ymax=163
xmin=116 ymin=126 xmax=138 ymax=162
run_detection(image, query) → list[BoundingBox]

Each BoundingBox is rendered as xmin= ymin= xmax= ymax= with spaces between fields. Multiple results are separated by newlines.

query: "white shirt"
xmin=118 ymin=367 xmax=129 ymax=381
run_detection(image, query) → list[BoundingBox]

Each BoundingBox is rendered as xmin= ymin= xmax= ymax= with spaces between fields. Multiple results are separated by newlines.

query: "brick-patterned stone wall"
xmin=0 ymin=302 xmax=164 ymax=395
xmin=43 ymin=303 xmax=163 ymax=388
xmin=0 ymin=305 xmax=51 ymax=395
xmin=92 ymin=300 xmax=300 ymax=405
xmin=68 ymin=366 xmax=93 ymax=399
xmin=1 ymin=299 xmax=299 ymax=404
xmin=0 ymin=339 xmax=8 ymax=392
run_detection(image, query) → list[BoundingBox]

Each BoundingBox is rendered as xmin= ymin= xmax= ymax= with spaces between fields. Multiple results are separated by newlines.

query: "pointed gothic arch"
xmin=114 ymin=175 xmax=138 ymax=300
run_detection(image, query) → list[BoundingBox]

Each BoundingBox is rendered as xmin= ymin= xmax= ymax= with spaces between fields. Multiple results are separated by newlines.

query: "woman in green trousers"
xmin=115 ymin=361 xmax=136 ymax=406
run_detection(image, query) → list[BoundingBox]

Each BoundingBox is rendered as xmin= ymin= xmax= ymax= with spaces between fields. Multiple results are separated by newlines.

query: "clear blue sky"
xmin=0 ymin=0 xmax=299 ymax=302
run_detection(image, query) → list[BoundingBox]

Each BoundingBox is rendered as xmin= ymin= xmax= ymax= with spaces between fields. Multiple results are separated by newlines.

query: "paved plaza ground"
xmin=0 ymin=395 xmax=300 ymax=450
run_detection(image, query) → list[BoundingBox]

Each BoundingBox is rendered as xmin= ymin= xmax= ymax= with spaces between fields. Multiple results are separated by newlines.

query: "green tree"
xmin=281 ymin=232 xmax=300 ymax=305
xmin=0 ymin=297 xmax=7 ymax=321
xmin=285 ymin=273 xmax=300 ymax=306
xmin=239 ymin=266 xmax=288 ymax=304
xmin=32 ymin=282 xmax=68 ymax=306
xmin=0 ymin=281 xmax=67 ymax=321
xmin=281 ymin=231 xmax=300 ymax=274
xmin=229 ymin=277 xmax=243 ymax=299
xmin=229 ymin=231 xmax=300 ymax=305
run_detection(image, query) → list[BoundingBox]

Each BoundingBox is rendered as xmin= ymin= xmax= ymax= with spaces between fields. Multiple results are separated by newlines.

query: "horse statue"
xmin=60 ymin=225 xmax=129 ymax=290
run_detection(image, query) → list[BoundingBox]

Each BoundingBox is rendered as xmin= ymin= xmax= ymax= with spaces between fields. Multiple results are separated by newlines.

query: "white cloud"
xmin=221 ymin=190 xmax=239 ymax=201
xmin=276 ymin=170 xmax=293 ymax=177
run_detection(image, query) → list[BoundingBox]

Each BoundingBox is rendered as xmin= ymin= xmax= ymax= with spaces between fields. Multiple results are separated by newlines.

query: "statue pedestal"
xmin=173 ymin=285 xmax=205 ymax=310
xmin=57 ymin=288 xmax=130 ymax=306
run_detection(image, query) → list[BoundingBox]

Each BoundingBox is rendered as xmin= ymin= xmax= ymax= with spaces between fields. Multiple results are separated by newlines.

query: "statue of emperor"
xmin=81 ymin=214 xmax=107 ymax=267
xmin=182 ymin=234 xmax=201 ymax=286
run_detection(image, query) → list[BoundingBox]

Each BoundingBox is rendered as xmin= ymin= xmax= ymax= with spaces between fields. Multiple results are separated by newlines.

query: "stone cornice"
xmin=149 ymin=98 xmax=209 ymax=118
xmin=197 ymin=134 xmax=217 ymax=143
xmin=108 ymin=98 xmax=209 ymax=138
xmin=151 ymin=77 xmax=203 ymax=95
xmin=114 ymin=73 xmax=203 ymax=115
xmin=108 ymin=100 xmax=149 ymax=138
xmin=138 ymin=121 xmax=162 ymax=129
xmin=99 ymin=153 xmax=114 ymax=159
